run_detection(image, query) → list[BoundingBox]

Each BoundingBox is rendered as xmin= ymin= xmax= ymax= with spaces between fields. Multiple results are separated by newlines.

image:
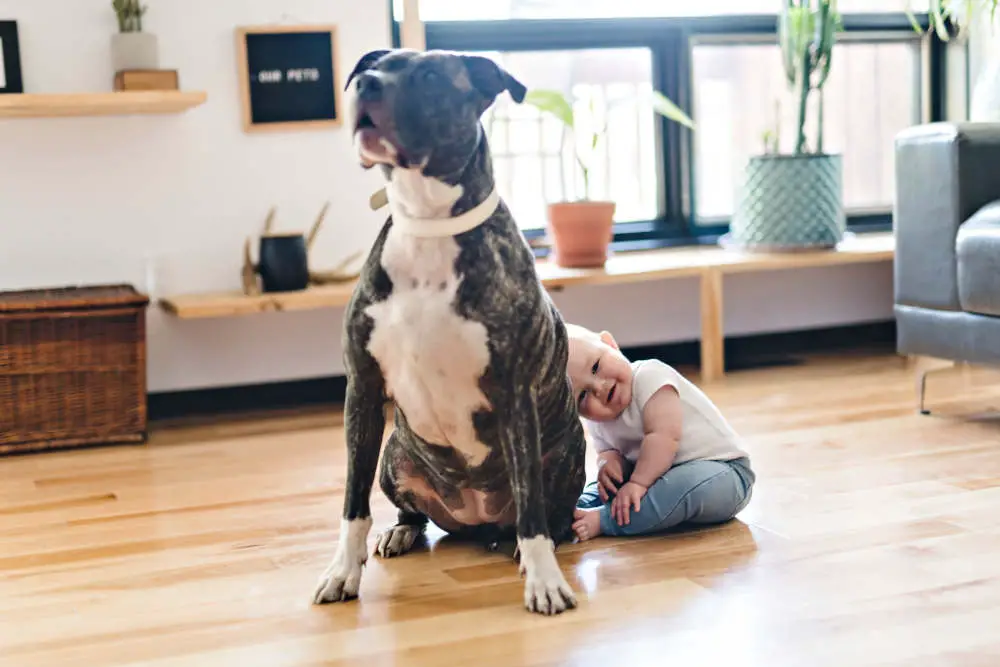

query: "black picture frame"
xmin=235 ymin=24 xmax=342 ymax=133
xmin=0 ymin=20 xmax=23 ymax=94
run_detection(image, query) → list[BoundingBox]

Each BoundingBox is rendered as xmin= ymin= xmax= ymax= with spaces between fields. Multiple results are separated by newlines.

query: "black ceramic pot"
xmin=258 ymin=234 xmax=309 ymax=293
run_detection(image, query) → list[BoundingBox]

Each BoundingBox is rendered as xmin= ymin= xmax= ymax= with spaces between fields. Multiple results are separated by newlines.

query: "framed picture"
xmin=0 ymin=20 xmax=23 ymax=94
xmin=235 ymin=24 xmax=342 ymax=133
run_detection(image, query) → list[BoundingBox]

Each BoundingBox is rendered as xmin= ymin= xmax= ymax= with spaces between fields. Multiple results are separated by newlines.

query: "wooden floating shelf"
xmin=0 ymin=90 xmax=208 ymax=119
xmin=158 ymin=232 xmax=895 ymax=321
xmin=159 ymin=281 xmax=359 ymax=320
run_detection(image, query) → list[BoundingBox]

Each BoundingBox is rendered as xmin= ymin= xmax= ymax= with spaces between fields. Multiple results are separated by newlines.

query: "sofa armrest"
xmin=957 ymin=201 xmax=1000 ymax=317
xmin=893 ymin=121 xmax=1000 ymax=311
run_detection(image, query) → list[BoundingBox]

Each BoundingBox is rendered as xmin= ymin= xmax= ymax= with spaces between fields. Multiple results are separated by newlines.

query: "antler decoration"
xmin=241 ymin=236 xmax=261 ymax=296
xmin=306 ymin=202 xmax=329 ymax=250
xmin=310 ymin=250 xmax=363 ymax=285
xmin=304 ymin=201 xmax=362 ymax=284
xmin=262 ymin=206 xmax=277 ymax=235
xmin=306 ymin=190 xmax=387 ymax=283
xmin=240 ymin=202 xmax=367 ymax=294
xmin=240 ymin=205 xmax=276 ymax=296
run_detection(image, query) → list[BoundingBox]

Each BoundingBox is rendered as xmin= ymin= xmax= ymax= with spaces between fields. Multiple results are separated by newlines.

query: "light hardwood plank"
xmin=2 ymin=351 xmax=999 ymax=667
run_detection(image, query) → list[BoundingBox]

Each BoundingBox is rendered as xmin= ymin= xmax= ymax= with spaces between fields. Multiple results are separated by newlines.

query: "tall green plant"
xmin=779 ymin=0 xmax=842 ymax=155
xmin=906 ymin=0 xmax=1000 ymax=40
xmin=112 ymin=0 xmax=148 ymax=32
xmin=523 ymin=87 xmax=695 ymax=201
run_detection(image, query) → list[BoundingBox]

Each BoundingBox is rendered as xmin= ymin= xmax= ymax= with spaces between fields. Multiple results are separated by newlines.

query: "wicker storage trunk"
xmin=0 ymin=284 xmax=150 ymax=455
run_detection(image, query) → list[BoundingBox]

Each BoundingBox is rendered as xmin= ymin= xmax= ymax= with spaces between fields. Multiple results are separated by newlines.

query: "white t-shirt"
xmin=586 ymin=359 xmax=749 ymax=466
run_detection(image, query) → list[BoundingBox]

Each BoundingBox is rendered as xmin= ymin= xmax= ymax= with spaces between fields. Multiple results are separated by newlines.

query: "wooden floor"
xmin=3 ymin=352 xmax=1000 ymax=667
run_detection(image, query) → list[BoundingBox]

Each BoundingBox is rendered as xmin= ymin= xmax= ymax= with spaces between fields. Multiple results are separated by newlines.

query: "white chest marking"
xmin=386 ymin=166 xmax=462 ymax=219
xmin=365 ymin=168 xmax=494 ymax=466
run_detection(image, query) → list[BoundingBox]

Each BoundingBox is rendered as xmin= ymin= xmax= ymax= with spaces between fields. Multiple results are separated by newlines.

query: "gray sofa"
xmin=894 ymin=122 xmax=1000 ymax=411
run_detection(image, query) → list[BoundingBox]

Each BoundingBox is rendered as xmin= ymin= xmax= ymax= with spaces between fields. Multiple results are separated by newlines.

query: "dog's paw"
xmin=313 ymin=555 xmax=364 ymax=604
xmin=517 ymin=535 xmax=578 ymax=615
xmin=374 ymin=523 xmax=422 ymax=558
xmin=523 ymin=568 xmax=577 ymax=615
xmin=312 ymin=517 xmax=372 ymax=605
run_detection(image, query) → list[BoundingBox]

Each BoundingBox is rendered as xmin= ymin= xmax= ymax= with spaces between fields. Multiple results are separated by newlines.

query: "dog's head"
xmin=345 ymin=48 xmax=526 ymax=176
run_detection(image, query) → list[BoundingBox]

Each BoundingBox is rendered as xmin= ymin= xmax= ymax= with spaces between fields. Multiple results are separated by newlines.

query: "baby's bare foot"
xmin=572 ymin=508 xmax=603 ymax=542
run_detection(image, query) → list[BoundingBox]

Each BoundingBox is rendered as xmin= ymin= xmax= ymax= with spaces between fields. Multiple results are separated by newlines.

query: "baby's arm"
xmin=628 ymin=385 xmax=683 ymax=488
xmin=609 ymin=385 xmax=683 ymax=525
xmin=587 ymin=429 xmax=626 ymax=499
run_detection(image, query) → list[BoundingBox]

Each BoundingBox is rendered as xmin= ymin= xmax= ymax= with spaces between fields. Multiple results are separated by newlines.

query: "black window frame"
xmin=390 ymin=7 xmax=948 ymax=254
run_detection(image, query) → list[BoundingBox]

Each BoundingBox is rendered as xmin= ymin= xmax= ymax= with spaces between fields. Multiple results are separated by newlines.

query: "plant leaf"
xmin=904 ymin=0 xmax=925 ymax=34
xmin=781 ymin=4 xmax=815 ymax=89
xmin=651 ymin=91 xmax=696 ymax=130
xmin=523 ymin=89 xmax=574 ymax=129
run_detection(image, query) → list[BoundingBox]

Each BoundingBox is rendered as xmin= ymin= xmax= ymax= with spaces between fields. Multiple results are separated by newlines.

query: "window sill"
xmin=536 ymin=229 xmax=894 ymax=289
xmin=529 ymin=218 xmax=894 ymax=259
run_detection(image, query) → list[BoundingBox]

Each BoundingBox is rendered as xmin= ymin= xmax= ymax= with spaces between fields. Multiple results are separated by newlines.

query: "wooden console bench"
xmin=159 ymin=232 xmax=895 ymax=381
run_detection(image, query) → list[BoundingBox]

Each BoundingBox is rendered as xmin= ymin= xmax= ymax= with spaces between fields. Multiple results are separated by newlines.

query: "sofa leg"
xmin=912 ymin=356 xmax=956 ymax=415
xmin=917 ymin=370 xmax=930 ymax=415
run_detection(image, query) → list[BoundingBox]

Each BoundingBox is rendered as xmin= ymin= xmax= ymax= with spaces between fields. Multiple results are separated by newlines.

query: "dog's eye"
xmin=591 ymin=360 xmax=599 ymax=374
xmin=421 ymin=69 xmax=439 ymax=84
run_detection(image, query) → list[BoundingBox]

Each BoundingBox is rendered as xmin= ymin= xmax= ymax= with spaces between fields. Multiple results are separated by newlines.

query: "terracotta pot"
xmin=546 ymin=200 xmax=616 ymax=268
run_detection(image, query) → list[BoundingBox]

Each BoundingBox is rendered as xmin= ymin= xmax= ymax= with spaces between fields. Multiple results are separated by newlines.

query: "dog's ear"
xmin=460 ymin=55 xmax=527 ymax=106
xmin=344 ymin=49 xmax=392 ymax=91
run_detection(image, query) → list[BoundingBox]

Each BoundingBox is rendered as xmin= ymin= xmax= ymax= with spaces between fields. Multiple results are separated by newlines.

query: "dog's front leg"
xmin=313 ymin=371 xmax=386 ymax=604
xmin=501 ymin=389 xmax=578 ymax=615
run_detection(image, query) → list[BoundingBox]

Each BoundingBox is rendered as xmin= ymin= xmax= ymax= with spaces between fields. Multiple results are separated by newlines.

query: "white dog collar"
xmin=388 ymin=188 xmax=500 ymax=238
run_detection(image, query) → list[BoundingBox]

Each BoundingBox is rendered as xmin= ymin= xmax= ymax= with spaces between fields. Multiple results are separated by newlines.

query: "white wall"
xmin=0 ymin=0 xmax=895 ymax=394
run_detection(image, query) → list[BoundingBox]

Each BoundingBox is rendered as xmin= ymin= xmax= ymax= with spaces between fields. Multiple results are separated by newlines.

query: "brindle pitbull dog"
xmin=311 ymin=48 xmax=588 ymax=615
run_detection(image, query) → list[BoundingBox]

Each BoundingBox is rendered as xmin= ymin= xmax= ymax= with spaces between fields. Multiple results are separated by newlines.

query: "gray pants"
xmin=576 ymin=457 xmax=755 ymax=536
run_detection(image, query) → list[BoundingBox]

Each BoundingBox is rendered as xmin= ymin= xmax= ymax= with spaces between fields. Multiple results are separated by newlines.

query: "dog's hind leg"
xmin=374 ymin=433 xmax=429 ymax=558
xmin=375 ymin=509 xmax=427 ymax=558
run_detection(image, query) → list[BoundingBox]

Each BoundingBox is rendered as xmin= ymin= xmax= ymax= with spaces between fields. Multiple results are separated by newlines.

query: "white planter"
xmin=111 ymin=32 xmax=159 ymax=72
xmin=970 ymin=51 xmax=1000 ymax=121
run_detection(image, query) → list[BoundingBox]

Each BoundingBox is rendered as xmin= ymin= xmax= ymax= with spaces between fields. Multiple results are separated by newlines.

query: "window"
xmin=476 ymin=48 xmax=658 ymax=231
xmin=691 ymin=35 xmax=924 ymax=224
xmin=398 ymin=0 xmax=930 ymax=21
xmin=400 ymin=2 xmax=945 ymax=246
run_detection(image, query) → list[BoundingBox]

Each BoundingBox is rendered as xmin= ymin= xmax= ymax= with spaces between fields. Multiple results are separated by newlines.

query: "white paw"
xmin=312 ymin=517 xmax=372 ymax=604
xmin=313 ymin=553 xmax=364 ymax=603
xmin=518 ymin=535 xmax=578 ymax=615
xmin=375 ymin=523 xmax=422 ymax=558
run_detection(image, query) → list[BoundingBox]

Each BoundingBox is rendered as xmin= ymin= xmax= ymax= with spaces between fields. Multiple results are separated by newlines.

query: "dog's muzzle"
xmin=353 ymin=75 xmax=413 ymax=168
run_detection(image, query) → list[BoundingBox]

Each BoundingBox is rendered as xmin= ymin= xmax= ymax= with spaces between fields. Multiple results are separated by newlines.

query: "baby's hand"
xmin=611 ymin=481 xmax=648 ymax=526
xmin=597 ymin=453 xmax=625 ymax=502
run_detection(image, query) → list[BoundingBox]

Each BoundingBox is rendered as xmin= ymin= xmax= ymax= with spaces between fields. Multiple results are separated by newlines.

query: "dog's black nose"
xmin=356 ymin=72 xmax=383 ymax=101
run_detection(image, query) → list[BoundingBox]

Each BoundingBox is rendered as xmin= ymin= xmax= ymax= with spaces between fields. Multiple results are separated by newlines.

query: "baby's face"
xmin=567 ymin=332 xmax=633 ymax=422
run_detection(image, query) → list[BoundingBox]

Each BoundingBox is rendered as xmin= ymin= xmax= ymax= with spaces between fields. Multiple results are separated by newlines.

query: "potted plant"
xmin=727 ymin=0 xmax=845 ymax=252
xmin=524 ymin=87 xmax=695 ymax=267
xmin=111 ymin=0 xmax=159 ymax=74
xmin=907 ymin=0 xmax=1000 ymax=120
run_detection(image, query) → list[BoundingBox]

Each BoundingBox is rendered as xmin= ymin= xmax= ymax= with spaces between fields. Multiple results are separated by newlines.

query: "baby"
xmin=564 ymin=323 xmax=755 ymax=541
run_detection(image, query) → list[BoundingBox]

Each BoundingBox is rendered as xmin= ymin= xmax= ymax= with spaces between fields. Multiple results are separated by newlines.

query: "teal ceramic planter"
xmin=728 ymin=153 xmax=845 ymax=251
